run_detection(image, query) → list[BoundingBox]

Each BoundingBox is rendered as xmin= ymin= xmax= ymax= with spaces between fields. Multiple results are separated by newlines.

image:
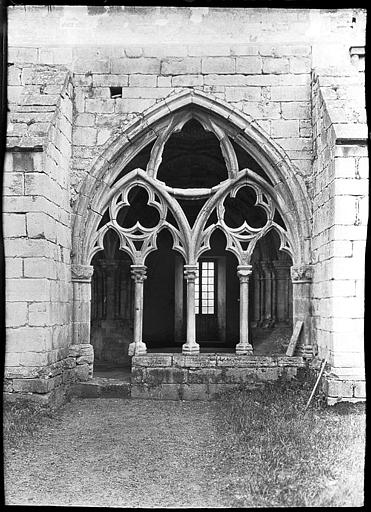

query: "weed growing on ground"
xmin=3 ymin=400 xmax=54 ymax=449
xmin=215 ymin=369 xmax=365 ymax=507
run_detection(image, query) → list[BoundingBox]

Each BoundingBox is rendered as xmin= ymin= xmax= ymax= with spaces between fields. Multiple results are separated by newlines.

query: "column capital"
xmin=291 ymin=264 xmax=313 ymax=283
xmin=184 ymin=264 xmax=198 ymax=282
xmin=71 ymin=264 xmax=94 ymax=282
xmin=130 ymin=265 xmax=147 ymax=282
xmin=237 ymin=264 xmax=253 ymax=282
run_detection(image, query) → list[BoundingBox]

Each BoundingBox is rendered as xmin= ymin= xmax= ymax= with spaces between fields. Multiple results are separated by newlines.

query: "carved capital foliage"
xmin=71 ymin=264 xmax=94 ymax=282
xmin=184 ymin=264 xmax=199 ymax=282
xmin=291 ymin=265 xmax=313 ymax=283
xmin=237 ymin=264 xmax=253 ymax=283
xmin=130 ymin=265 xmax=147 ymax=283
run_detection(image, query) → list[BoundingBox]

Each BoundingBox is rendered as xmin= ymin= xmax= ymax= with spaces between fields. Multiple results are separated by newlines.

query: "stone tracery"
xmin=89 ymin=108 xmax=296 ymax=355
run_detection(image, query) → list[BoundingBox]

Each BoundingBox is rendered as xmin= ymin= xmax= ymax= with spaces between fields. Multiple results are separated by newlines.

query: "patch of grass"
xmin=214 ymin=369 xmax=365 ymax=507
xmin=3 ymin=400 xmax=54 ymax=449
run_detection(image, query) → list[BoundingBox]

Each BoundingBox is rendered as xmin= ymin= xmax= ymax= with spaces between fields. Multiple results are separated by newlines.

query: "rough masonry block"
xmin=353 ymin=381 xmax=366 ymax=398
xmin=263 ymin=57 xmax=290 ymax=74
xmin=235 ymin=56 xmax=262 ymax=74
xmin=128 ymin=74 xmax=157 ymax=87
xmin=172 ymin=75 xmax=203 ymax=87
xmin=3 ymin=173 xmax=24 ymax=196
xmin=114 ymin=98 xmax=155 ymax=113
xmin=271 ymin=86 xmax=309 ymax=101
xmin=84 ymin=99 xmax=115 ymax=114
xmin=6 ymin=325 xmax=50 ymax=352
xmin=160 ymin=58 xmax=201 ymax=75
xmin=26 ymin=212 xmax=57 ymax=242
xmin=73 ymin=126 xmax=97 ymax=146
xmin=132 ymin=355 xmax=173 ymax=367
xmin=271 ymin=119 xmax=299 ymax=138
xmin=23 ymin=258 xmax=57 ymax=279
xmin=173 ymin=354 xmax=217 ymax=368
xmin=6 ymin=278 xmax=50 ymax=302
xmin=3 ymin=213 xmax=26 ymax=238
xmin=201 ymin=57 xmax=235 ymax=74
xmin=225 ymin=87 xmax=261 ymax=102
xmin=187 ymin=368 xmax=224 ymax=384
xmin=111 ymin=58 xmax=160 ymax=75
xmin=5 ymin=257 xmax=23 ymax=278
xmin=131 ymin=383 xmax=181 ymax=400
xmin=6 ymin=302 xmax=28 ymax=327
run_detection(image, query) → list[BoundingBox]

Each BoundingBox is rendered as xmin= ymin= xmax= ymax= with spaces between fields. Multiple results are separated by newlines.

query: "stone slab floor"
xmin=4 ymin=398 xmax=232 ymax=507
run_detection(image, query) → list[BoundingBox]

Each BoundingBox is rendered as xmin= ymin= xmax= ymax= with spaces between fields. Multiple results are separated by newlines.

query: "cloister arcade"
xmin=71 ymin=91 xmax=312 ymax=364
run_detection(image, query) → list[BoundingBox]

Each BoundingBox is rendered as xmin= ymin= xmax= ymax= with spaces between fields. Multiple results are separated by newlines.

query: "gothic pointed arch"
xmin=72 ymin=89 xmax=311 ymax=268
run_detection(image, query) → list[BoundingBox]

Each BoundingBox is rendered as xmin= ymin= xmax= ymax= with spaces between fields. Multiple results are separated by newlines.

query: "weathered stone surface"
xmin=326 ymin=379 xmax=354 ymax=398
xmin=4 ymin=8 xmax=367 ymax=407
xmin=262 ymin=57 xmax=290 ymax=74
xmin=111 ymin=58 xmax=160 ymax=75
xmin=173 ymin=354 xmax=217 ymax=368
xmin=216 ymin=355 xmax=277 ymax=367
xmin=201 ymin=57 xmax=235 ymax=74
xmin=132 ymin=355 xmax=173 ymax=367
xmin=276 ymin=356 xmax=306 ymax=367
xmin=161 ymin=58 xmax=201 ymax=75
xmin=132 ymin=367 xmax=186 ymax=385
xmin=235 ymin=56 xmax=262 ymax=74
xmin=131 ymin=383 xmax=181 ymax=400
xmin=12 ymin=375 xmax=62 ymax=394
xmin=76 ymin=354 xmax=94 ymax=365
xmin=353 ymin=381 xmax=366 ymax=398
xmin=187 ymin=368 xmax=224 ymax=384
xmin=6 ymin=302 xmax=28 ymax=327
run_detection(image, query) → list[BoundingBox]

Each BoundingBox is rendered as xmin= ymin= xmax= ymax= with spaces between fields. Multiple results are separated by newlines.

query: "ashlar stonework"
xmin=4 ymin=6 xmax=367 ymax=405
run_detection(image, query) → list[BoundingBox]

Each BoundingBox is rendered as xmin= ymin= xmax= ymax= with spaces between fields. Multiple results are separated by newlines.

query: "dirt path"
xmin=4 ymin=398 xmax=230 ymax=508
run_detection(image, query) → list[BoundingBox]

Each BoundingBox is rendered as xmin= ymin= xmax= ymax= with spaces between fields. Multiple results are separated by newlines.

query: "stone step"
xmin=69 ymin=377 xmax=131 ymax=399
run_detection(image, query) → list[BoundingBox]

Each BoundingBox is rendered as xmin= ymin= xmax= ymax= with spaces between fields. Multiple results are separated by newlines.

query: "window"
xmin=110 ymin=86 xmax=122 ymax=98
xmin=195 ymin=260 xmax=216 ymax=315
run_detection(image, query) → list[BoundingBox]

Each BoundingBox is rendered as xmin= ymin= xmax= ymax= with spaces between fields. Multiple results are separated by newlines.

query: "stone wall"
xmin=131 ymin=353 xmax=306 ymax=400
xmin=4 ymin=6 xmax=367 ymax=404
xmin=4 ymin=64 xmax=93 ymax=402
xmin=311 ymin=64 xmax=367 ymax=398
xmin=62 ymin=42 xmax=314 ymax=207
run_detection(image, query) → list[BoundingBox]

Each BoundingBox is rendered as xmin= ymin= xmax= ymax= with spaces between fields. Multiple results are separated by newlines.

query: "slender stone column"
xmin=128 ymin=265 xmax=147 ymax=356
xmin=72 ymin=264 xmax=94 ymax=345
xmin=182 ymin=264 xmax=200 ymax=354
xmin=291 ymin=264 xmax=313 ymax=358
xmin=236 ymin=264 xmax=253 ymax=354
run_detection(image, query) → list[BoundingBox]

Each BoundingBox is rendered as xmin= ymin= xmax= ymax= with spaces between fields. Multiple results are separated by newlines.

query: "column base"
xmin=182 ymin=342 xmax=200 ymax=354
xmin=235 ymin=342 xmax=253 ymax=355
xmin=296 ymin=344 xmax=314 ymax=359
xmin=128 ymin=341 xmax=147 ymax=356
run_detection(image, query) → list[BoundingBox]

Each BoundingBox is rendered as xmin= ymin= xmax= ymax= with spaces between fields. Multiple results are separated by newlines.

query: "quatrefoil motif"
xmin=116 ymin=186 xmax=161 ymax=230
xmin=222 ymin=186 xmax=268 ymax=230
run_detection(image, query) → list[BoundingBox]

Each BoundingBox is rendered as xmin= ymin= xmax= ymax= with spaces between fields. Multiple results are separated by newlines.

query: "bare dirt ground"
xmin=4 ymin=398 xmax=231 ymax=508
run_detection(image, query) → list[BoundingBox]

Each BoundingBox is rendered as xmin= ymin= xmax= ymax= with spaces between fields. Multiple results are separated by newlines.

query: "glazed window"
xmin=195 ymin=260 xmax=215 ymax=315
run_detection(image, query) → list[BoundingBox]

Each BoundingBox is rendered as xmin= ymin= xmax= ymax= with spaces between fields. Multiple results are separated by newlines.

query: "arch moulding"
xmin=72 ymin=89 xmax=312 ymax=269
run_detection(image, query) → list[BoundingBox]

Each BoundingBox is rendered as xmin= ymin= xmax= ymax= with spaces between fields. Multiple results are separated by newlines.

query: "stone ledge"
xmin=216 ymin=354 xmax=277 ymax=367
xmin=68 ymin=378 xmax=131 ymax=399
xmin=132 ymin=354 xmax=173 ymax=367
xmin=173 ymin=354 xmax=217 ymax=368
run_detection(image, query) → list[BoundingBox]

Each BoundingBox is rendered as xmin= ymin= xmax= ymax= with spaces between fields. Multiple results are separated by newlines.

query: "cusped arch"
xmin=72 ymin=89 xmax=311 ymax=267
